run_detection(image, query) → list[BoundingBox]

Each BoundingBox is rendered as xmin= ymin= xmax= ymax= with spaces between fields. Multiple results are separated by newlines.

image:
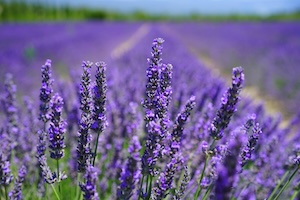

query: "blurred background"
xmin=1 ymin=0 xmax=300 ymax=119
xmin=1 ymin=0 xmax=300 ymax=21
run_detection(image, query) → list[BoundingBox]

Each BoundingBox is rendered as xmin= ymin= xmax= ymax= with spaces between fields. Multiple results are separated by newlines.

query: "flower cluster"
xmin=210 ymin=67 xmax=244 ymax=140
xmin=48 ymin=93 xmax=67 ymax=160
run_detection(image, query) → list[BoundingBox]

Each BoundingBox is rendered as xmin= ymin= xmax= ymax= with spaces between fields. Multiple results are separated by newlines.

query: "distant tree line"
xmin=1 ymin=0 xmax=300 ymax=22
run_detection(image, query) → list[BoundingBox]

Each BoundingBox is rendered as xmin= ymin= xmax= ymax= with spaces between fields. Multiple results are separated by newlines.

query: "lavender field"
xmin=0 ymin=22 xmax=300 ymax=200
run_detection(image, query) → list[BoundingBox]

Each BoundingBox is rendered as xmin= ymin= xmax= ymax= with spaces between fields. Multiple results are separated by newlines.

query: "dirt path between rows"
xmin=111 ymin=24 xmax=150 ymax=59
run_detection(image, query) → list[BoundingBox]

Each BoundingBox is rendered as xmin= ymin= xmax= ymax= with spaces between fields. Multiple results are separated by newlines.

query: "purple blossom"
xmin=79 ymin=165 xmax=99 ymax=200
xmin=151 ymin=153 xmax=182 ymax=199
xmin=37 ymin=129 xmax=47 ymax=158
xmin=142 ymin=38 xmax=166 ymax=175
xmin=210 ymin=67 xmax=244 ymax=140
xmin=241 ymin=122 xmax=262 ymax=167
xmin=3 ymin=73 xmax=19 ymax=149
xmin=173 ymin=165 xmax=190 ymax=200
xmin=48 ymin=93 xmax=67 ymax=160
xmin=91 ymin=61 xmax=107 ymax=132
xmin=77 ymin=61 xmax=94 ymax=173
xmin=39 ymin=59 xmax=53 ymax=123
xmin=169 ymin=96 xmax=196 ymax=156
xmin=287 ymin=144 xmax=300 ymax=167
xmin=9 ymin=165 xmax=27 ymax=200
xmin=215 ymin=134 xmax=246 ymax=200
xmin=117 ymin=136 xmax=141 ymax=200
xmin=0 ymin=154 xmax=13 ymax=186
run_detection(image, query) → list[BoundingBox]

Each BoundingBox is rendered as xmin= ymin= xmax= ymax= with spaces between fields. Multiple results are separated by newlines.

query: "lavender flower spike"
xmin=49 ymin=93 xmax=67 ymax=160
xmin=77 ymin=61 xmax=94 ymax=173
xmin=241 ymin=122 xmax=262 ymax=167
xmin=142 ymin=38 xmax=165 ymax=175
xmin=80 ymin=165 xmax=99 ymax=200
xmin=173 ymin=165 xmax=190 ymax=200
xmin=91 ymin=61 xmax=107 ymax=165
xmin=151 ymin=153 xmax=182 ymax=200
xmin=39 ymin=59 xmax=53 ymax=123
xmin=170 ymin=96 xmax=196 ymax=156
xmin=92 ymin=61 xmax=107 ymax=132
xmin=38 ymin=155 xmax=57 ymax=184
xmin=9 ymin=165 xmax=27 ymax=200
xmin=0 ymin=154 xmax=13 ymax=186
xmin=3 ymin=74 xmax=19 ymax=148
xmin=210 ymin=67 xmax=244 ymax=140
xmin=215 ymin=134 xmax=246 ymax=200
xmin=117 ymin=136 xmax=142 ymax=200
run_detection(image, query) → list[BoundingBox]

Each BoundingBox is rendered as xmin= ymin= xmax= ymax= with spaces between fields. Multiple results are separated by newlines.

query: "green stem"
xmin=194 ymin=139 xmax=216 ymax=200
xmin=92 ymin=131 xmax=101 ymax=166
xmin=147 ymin=175 xmax=153 ymax=199
xmin=57 ymin=159 xmax=61 ymax=196
xmin=138 ymin=174 xmax=145 ymax=200
xmin=75 ymin=174 xmax=81 ymax=200
xmin=145 ymin=175 xmax=149 ymax=199
xmin=4 ymin=186 xmax=8 ymax=200
xmin=202 ymin=185 xmax=213 ymax=200
xmin=268 ymin=170 xmax=289 ymax=200
xmin=194 ymin=156 xmax=208 ymax=199
xmin=290 ymin=190 xmax=299 ymax=200
xmin=273 ymin=167 xmax=299 ymax=200
xmin=50 ymin=184 xmax=61 ymax=200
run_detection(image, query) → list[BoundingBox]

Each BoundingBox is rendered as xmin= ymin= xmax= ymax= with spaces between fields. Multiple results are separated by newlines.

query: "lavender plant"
xmin=0 ymin=34 xmax=299 ymax=200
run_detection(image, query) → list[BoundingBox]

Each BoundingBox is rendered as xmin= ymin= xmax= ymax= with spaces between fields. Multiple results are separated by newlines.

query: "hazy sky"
xmin=51 ymin=0 xmax=300 ymax=15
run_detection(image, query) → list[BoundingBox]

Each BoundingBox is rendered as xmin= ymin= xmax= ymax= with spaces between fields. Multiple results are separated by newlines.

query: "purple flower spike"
xmin=210 ymin=67 xmax=244 ymax=140
xmin=39 ymin=59 xmax=53 ymax=123
xmin=241 ymin=122 xmax=262 ymax=167
xmin=80 ymin=165 xmax=99 ymax=200
xmin=3 ymin=73 xmax=19 ymax=144
xmin=0 ymin=154 xmax=13 ymax=186
xmin=170 ymin=96 xmax=196 ymax=156
xmin=92 ymin=61 xmax=107 ymax=133
xmin=48 ymin=93 xmax=67 ymax=160
xmin=117 ymin=136 xmax=141 ymax=200
xmin=174 ymin=165 xmax=190 ymax=200
xmin=38 ymin=155 xmax=57 ymax=184
xmin=37 ymin=130 xmax=47 ymax=158
xmin=152 ymin=153 xmax=182 ymax=199
xmin=9 ymin=165 xmax=27 ymax=200
xmin=77 ymin=61 xmax=94 ymax=173
xmin=142 ymin=38 xmax=166 ymax=175
xmin=215 ymin=134 xmax=246 ymax=200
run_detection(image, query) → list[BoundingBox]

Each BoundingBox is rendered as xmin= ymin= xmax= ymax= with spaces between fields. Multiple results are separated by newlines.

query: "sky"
xmin=49 ymin=0 xmax=300 ymax=16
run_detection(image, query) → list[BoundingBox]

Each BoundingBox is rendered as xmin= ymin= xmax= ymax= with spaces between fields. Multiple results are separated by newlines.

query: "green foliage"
xmin=1 ymin=0 xmax=300 ymax=22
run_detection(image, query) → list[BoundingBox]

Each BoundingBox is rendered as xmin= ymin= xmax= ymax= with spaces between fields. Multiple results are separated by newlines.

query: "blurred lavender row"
xmin=165 ymin=22 xmax=300 ymax=116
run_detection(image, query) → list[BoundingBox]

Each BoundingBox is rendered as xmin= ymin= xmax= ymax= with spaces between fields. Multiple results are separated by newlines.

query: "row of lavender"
xmin=0 ymin=22 xmax=141 ymax=94
xmin=164 ymin=22 xmax=300 ymax=116
xmin=1 ymin=25 xmax=300 ymax=200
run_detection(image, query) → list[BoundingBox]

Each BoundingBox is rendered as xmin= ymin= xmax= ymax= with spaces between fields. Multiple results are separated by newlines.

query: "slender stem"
xmin=203 ymin=185 xmax=213 ymax=200
xmin=145 ymin=175 xmax=149 ymax=199
xmin=92 ymin=131 xmax=101 ymax=166
xmin=274 ymin=167 xmax=299 ymax=200
xmin=57 ymin=159 xmax=61 ymax=195
xmin=138 ymin=174 xmax=145 ymax=200
xmin=194 ymin=139 xmax=216 ymax=200
xmin=75 ymin=174 xmax=81 ymax=200
xmin=147 ymin=175 xmax=153 ymax=200
xmin=50 ymin=184 xmax=61 ymax=200
xmin=268 ymin=170 xmax=290 ymax=200
xmin=194 ymin=156 xmax=208 ymax=200
xmin=45 ymin=184 xmax=49 ymax=200
xmin=4 ymin=186 xmax=8 ymax=200
xmin=290 ymin=190 xmax=299 ymax=200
